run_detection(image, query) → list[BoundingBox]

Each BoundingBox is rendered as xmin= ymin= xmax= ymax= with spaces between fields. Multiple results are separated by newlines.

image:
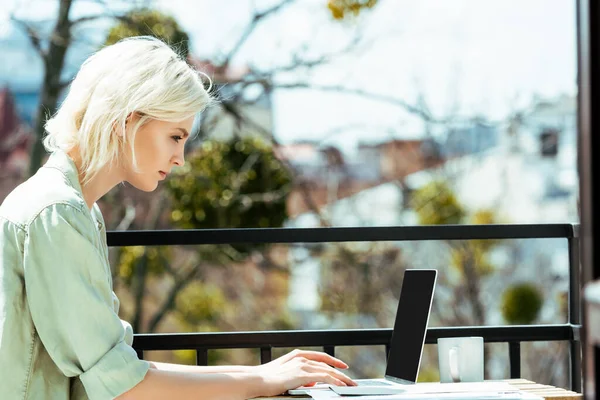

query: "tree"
xmin=168 ymin=137 xmax=291 ymax=231
xmin=18 ymin=0 xmax=76 ymax=176
xmin=104 ymin=8 xmax=190 ymax=58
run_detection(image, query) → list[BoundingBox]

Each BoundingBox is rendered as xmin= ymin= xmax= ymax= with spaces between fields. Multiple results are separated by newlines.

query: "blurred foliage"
xmin=166 ymin=136 xmax=292 ymax=257
xmin=450 ymin=243 xmax=495 ymax=277
xmin=471 ymin=209 xmax=496 ymax=225
xmin=319 ymin=243 xmax=405 ymax=318
xmin=328 ymin=0 xmax=378 ymax=20
xmin=469 ymin=209 xmax=502 ymax=249
xmin=174 ymin=349 xmax=200 ymax=365
xmin=557 ymin=291 xmax=568 ymax=318
xmin=176 ymin=281 xmax=227 ymax=324
xmin=417 ymin=366 xmax=440 ymax=383
xmin=501 ymin=283 xmax=543 ymax=324
xmin=411 ymin=181 xmax=500 ymax=278
xmin=174 ymin=348 xmax=227 ymax=366
xmin=105 ymin=8 xmax=190 ymax=58
xmin=451 ymin=208 xmax=501 ymax=278
xmin=410 ymin=181 xmax=466 ymax=225
xmin=118 ymin=246 xmax=172 ymax=286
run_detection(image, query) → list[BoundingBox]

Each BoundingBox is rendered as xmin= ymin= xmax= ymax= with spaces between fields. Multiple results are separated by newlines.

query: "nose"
xmin=172 ymin=149 xmax=185 ymax=167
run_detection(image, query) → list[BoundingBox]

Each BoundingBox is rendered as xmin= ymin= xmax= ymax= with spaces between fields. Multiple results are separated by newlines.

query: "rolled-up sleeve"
xmin=23 ymin=204 xmax=149 ymax=400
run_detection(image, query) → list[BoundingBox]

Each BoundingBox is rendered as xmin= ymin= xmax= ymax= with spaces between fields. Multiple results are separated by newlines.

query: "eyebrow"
xmin=176 ymin=128 xmax=190 ymax=138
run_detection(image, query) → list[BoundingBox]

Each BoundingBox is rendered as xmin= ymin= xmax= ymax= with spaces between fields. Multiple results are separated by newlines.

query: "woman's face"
xmin=122 ymin=115 xmax=195 ymax=192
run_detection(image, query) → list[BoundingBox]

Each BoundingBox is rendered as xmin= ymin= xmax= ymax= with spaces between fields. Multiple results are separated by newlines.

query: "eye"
xmin=171 ymin=135 xmax=183 ymax=143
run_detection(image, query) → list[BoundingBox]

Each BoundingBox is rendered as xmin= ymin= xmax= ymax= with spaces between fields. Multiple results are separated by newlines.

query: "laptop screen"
xmin=384 ymin=269 xmax=437 ymax=384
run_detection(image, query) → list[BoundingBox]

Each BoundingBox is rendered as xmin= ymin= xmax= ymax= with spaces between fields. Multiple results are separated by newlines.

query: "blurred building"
xmin=11 ymin=88 xmax=40 ymax=125
xmin=0 ymin=87 xmax=33 ymax=201
xmin=357 ymin=138 xmax=445 ymax=182
xmin=444 ymin=119 xmax=499 ymax=158
xmin=508 ymin=94 xmax=578 ymax=202
xmin=277 ymin=138 xmax=445 ymax=218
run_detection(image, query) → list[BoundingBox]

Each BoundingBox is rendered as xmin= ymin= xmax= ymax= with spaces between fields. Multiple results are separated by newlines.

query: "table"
xmin=257 ymin=379 xmax=582 ymax=400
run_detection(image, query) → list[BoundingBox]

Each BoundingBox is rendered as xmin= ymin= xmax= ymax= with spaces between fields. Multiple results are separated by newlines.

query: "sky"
xmin=0 ymin=0 xmax=578 ymax=150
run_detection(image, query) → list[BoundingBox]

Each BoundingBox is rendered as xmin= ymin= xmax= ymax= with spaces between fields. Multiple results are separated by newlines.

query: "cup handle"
xmin=449 ymin=346 xmax=460 ymax=383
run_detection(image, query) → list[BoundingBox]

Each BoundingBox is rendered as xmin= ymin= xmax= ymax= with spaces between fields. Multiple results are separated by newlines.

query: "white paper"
xmin=333 ymin=392 xmax=542 ymax=400
xmin=306 ymin=390 xmax=342 ymax=399
xmin=401 ymin=382 xmax=519 ymax=394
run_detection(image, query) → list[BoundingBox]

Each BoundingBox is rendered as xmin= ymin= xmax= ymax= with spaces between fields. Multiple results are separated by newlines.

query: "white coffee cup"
xmin=437 ymin=336 xmax=484 ymax=383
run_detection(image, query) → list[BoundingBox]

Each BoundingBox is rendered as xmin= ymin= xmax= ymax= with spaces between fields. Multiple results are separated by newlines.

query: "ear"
xmin=125 ymin=112 xmax=144 ymax=126
xmin=116 ymin=113 xmax=138 ymax=138
xmin=125 ymin=112 xmax=136 ymax=126
xmin=113 ymin=120 xmax=125 ymax=138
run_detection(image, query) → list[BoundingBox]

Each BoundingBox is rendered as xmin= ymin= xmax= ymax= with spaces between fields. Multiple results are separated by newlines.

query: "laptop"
xmin=289 ymin=269 xmax=437 ymax=396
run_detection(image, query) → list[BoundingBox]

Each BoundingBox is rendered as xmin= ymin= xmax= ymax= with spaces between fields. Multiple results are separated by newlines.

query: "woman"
xmin=0 ymin=36 xmax=355 ymax=399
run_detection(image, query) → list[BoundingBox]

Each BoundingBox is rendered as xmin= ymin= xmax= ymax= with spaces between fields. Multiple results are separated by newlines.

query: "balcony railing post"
xmin=197 ymin=348 xmax=208 ymax=366
xmin=260 ymin=347 xmax=272 ymax=364
xmin=324 ymin=346 xmax=335 ymax=357
xmin=508 ymin=342 xmax=521 ymax=379
xmin=569 ymin=234 xmax=583 ymax=393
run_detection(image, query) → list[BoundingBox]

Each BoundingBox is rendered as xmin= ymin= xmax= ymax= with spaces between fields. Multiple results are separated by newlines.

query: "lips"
xmin=158 ymin=171 xmax=167 ymax=180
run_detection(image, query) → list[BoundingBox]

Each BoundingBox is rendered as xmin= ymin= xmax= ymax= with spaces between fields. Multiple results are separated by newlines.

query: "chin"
xmin=128 ymin=179 xmax=159 ymax=192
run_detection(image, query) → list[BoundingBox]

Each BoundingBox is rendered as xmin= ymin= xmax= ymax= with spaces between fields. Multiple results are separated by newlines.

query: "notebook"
xmin=289 ymin=269 xmax=438 ymax=396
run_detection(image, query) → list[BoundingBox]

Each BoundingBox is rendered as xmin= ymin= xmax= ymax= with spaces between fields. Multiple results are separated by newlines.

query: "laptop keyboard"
xmin=356 ymin=380 xmax=393 ymax=386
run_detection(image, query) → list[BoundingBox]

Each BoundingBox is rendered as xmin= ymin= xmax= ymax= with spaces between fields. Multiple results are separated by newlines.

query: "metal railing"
xmin=107 ymin=223 xmax=581 ymax=392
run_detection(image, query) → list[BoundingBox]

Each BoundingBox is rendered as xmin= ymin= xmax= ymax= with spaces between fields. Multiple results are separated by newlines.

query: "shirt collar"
xmin=43 ymin=149 xmax=85 ymax=197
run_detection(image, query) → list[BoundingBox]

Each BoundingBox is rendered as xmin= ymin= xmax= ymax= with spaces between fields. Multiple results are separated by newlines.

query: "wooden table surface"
xmin=501 ymin=379 xmax=582 ymax=400
xmin=257 ymin=379 xmax=582 ymax=400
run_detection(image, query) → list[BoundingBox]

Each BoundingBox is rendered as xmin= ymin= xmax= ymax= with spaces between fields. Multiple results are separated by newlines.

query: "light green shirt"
xmin=0 ymin=150 xmax=150 ymax=399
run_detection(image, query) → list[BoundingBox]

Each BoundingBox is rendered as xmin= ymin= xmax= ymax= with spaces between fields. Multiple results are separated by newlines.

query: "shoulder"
xmin=22 ymin=203 xmax=103 ymax=266
xmin=0 ymin=166 xmax=88 ymax=230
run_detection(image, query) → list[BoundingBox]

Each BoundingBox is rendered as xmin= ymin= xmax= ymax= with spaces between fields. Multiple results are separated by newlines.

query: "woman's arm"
xmin=116 ymin=369 xmax=263 ymax=400
xmin=119 ymin=350 xmax=356 ymax=399
xmin=149 ymin=361 xmax=252 ymax=374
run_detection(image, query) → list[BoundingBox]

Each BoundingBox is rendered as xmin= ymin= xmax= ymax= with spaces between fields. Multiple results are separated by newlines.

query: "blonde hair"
xmin=44 ymin=36 xmax=213 ymax=183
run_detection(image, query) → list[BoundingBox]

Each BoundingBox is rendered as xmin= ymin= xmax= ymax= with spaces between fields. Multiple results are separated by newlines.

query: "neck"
xmin=67 ymin=149 xmax=123 ymax=210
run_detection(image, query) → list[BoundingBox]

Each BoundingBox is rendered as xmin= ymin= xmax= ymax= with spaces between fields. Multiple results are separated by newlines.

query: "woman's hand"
xmin=252 ymin=349 xmax=357 ymax=397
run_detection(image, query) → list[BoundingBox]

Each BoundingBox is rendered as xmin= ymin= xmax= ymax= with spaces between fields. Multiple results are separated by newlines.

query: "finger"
xmin=302 ymin=360 xmax=357 ymax=386
xmin=291 ymin=350 xmax=349 ymax=369
xmin=277 ymin=349 xmax=301 ymax=364
xmin=308 ymin=373 xmax=347 ymax=388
